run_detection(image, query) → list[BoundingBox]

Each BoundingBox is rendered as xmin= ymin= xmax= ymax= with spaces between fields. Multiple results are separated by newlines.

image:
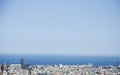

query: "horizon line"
xmin=0 ymin=53 xmax=120 ymax=57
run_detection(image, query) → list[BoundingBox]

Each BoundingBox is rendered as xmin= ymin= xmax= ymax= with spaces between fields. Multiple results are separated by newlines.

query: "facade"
xmin=9 ymin=64 xmax=21 ymax=73
xmin=9 ymin=64 xmax=28 ymax=75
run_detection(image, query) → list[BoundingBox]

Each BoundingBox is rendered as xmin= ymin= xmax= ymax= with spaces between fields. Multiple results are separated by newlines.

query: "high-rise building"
xmin=20 ymin=58 xmax=24 ymax=69
xmin=117 ymin=60 xmax=120 ymax=69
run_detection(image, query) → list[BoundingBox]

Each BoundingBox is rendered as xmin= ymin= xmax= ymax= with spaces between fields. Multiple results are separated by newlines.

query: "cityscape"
xmin=1 ymin=0 xmax=120 ymax=75
xmin=0 ymin=58 xmax=120 ymax=75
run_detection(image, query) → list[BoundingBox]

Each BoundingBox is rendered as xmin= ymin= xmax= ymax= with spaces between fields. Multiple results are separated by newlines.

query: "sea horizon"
xmin=1 ymin=53 xmax=120 ymax=57
xmin=0 ymin=54 xmax=120 ymax=67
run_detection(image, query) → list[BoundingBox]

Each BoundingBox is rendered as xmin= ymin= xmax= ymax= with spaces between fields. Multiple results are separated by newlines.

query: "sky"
xmin=0 ymin=0 xmax=120 ymax=56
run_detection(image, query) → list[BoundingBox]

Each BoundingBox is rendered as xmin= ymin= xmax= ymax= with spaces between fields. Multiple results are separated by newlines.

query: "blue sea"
xmin=0 ymin=54 xmax=120 ymax=67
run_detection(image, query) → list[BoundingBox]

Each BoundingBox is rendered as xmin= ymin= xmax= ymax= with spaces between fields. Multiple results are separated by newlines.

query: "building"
xmin=0 ymin=64 xmax=7 ymax=75
xmin=20 ymin=58 xmax=24 ymax=69
xmin=9 ymin=64 xmax=21 ymax=73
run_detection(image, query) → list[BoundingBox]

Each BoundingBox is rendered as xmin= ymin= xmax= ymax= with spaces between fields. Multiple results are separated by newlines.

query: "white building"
xmin=9 ymin=64 xmax=21 ymax=73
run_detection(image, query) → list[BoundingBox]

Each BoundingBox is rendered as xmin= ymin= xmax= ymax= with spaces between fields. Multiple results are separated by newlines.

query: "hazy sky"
xmin=0 ymin=0 xmax=120 ymax=56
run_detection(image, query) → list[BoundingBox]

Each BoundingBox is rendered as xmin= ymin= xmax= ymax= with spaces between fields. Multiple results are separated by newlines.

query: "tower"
xmin=117 ymin=60 xmax=120 ymax=69
xmin=1 ymin=64 xmax=7 ymax=75
xmin=20 ymin=58 xmax=24 ymax=69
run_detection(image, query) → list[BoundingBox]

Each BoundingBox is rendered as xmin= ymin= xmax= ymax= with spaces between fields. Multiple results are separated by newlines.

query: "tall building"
xmin=20 ymin=58 xmax=24 ymax=69
xmin=116 ymin=60 xmax=120 ymax=70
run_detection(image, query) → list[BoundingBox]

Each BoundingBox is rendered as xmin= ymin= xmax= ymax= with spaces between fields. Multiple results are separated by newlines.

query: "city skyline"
xmin=0 ymin=0 xmax=120 ymax=56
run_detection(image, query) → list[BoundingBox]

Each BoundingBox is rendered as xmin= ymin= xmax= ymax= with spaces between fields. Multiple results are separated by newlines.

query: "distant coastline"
xmin=0 ymin=54 xmax=120 ymax=67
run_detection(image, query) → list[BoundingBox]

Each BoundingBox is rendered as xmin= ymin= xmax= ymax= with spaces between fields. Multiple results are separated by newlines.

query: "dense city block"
xmin=0 ymin=63 xmax=120 ymax=75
